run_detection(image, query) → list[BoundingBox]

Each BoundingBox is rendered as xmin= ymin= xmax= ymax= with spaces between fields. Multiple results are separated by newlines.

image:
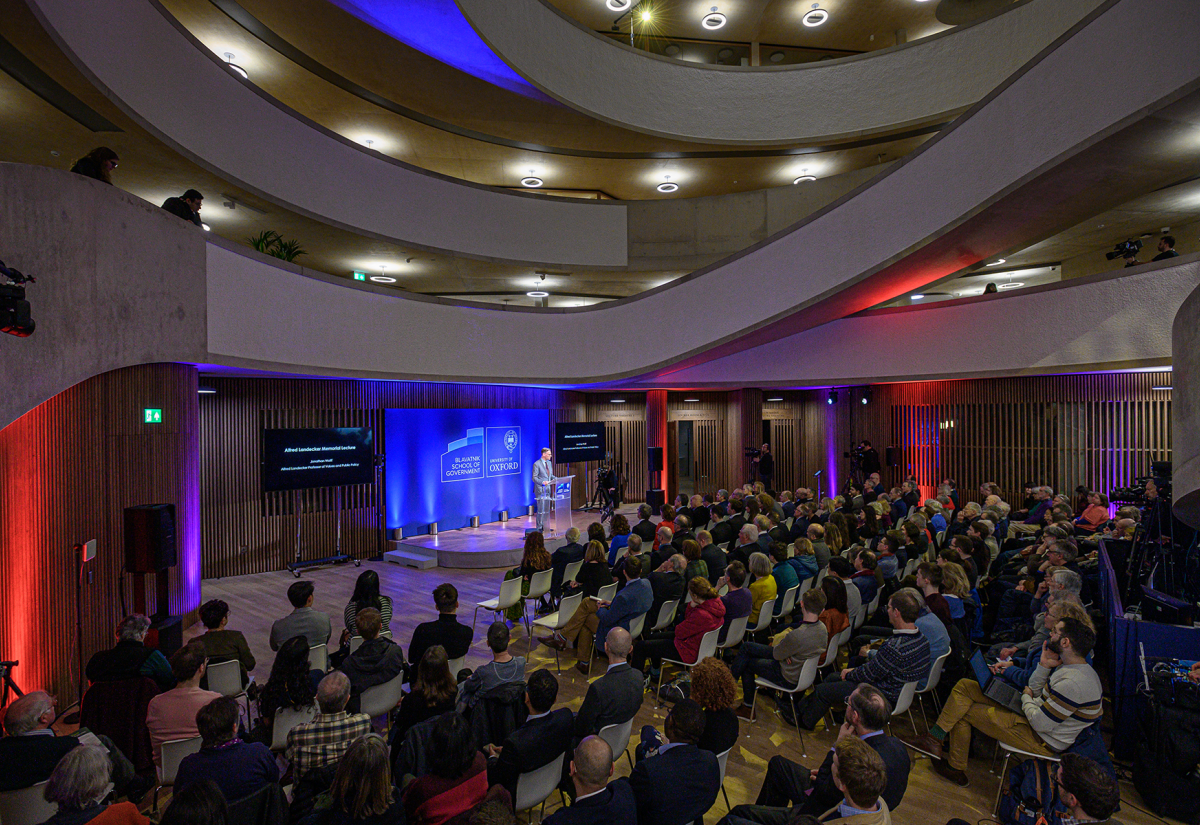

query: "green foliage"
xmin=247 ymin=230 xmax=306 ymax=262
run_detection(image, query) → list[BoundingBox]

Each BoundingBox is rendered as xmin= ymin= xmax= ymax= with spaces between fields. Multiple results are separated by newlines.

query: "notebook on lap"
xmin=970 ymin=650 xmax=1025 ymax=713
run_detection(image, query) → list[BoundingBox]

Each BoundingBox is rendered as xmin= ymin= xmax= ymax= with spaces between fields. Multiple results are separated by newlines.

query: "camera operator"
xmin=858 ymin=441 xmax=881 ymax=477
xmin=757 ymin=443 xmax=774 ymax=487
xmin=1152 ymin=235 xmax=1179 ymax=262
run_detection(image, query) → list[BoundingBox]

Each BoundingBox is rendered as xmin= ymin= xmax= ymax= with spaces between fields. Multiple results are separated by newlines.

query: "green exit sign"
xmin=144 ymin=408 xmax=162 ymax=423
xmin=352 ymin=271 xmax=366 ymax=281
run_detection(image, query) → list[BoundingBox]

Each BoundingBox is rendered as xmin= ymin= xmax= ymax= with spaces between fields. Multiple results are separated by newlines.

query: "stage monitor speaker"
xmin=647 ymin=446 xmax=663 ymax=467
xmin=885 ymin=446 xmax=901 ymax=467
xmin=646 ymin=488 xmax=665 ymax=515
xmin=124 ymin=504 xmax=177 ymax=573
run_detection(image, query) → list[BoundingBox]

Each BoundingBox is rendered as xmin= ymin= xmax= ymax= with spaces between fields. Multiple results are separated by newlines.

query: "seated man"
xmin=628 ymin=699 xmax=721 ymax=825
xmin=732 ymin=588 xmax=828 ymax=720
xmin=574 ymin=628 xmax=643 ymax=741
xmin=486 ymin=668 xmax=574 ymax=798
xmin=286 ymin=671 xmax=372 ymax=777
xmin=908 ymin=616 xmax=1102 ymax=787
xmin=875 ymin=536 xmax=899 ymax=581
xmin=269 ymin=580 xmax=332 ymax=651
xmin=646 ymin=553 xmax=687 ymax=627
xmin=818 ymin=736 xmax=891 ymax=825
xmin=176 ymin=696 xmax=278 ymax=801
xmin=795 ymin=591 xmax=931 ymax=731
xmin=408 ymin=583 xmax=473 ymax=667
xmin=716 ymin=561 xmax=753 ymax=643
xmin=0 ymin=691 xmax=139 ymax=795
xmin=195 ymin=599 xmax=256 ymax=688
xmin=1008 ymin=486 xmax=1053 ymax=537
xmin=651 ymin=525 xmax=676 ymax=570
xmin=850 ymin=552 xmax=880 ymax=609
xmin=146 ymin=640 xmax=221 ymax=767
xmin=698 ymin=530 xmax=728 ymax=584
xmin=631 ymin=503 xmax=657 ymax=544
xmin=727 ymin=524 xmax=760 ymax=571
xmin=458 ymin=621 xmax=526 ymax=710
xmin=338 ymin=607 xmax=406 ymax=713
xmin=542 ymin=557 xmax=652 ymax=674
xmin=551 ymin=527 xmax=587 ymax=597
xmin=727 ymin=685 xmax=908 ymax=824
xmin=849 ymin=588 xmax=949 ymax=692
xmin=544 ymin=736 xmax=637 ymax=825
xmin=85 ymin=614 xmax=174 ymax=690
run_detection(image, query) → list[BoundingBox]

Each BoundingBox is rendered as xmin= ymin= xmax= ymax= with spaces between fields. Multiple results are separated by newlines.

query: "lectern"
xmin=541 ymin=475 xmax=574 ymax=538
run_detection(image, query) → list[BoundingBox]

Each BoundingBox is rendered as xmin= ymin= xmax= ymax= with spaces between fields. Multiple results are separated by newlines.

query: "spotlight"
xmin=641 ymin=8 xmax=652 ymax=22
xmin=860 ymin=387 xmax=872 ymax=405
xmin=827 ymin=389 xmax=838 ymax=405
xmin=702 ymin=7 xmax=726 ymax=29
xmin=911 ymin=294 xmax=925 ymax=300
xmin=521 ymin=169 xmax=544 ymax=188
xmin=223 ymin=52 xmax=248 ymax=80
xmin=201 ymin=223 xmax=211 ymax=232
xmin=802 ymin=6 xmax=828 ymax=26
xmin=657 ymin=175 xmax=679 ymax=193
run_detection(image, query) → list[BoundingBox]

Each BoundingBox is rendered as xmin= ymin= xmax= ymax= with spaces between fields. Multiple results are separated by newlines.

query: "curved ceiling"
xmin=455 ymin=0 xmax=1103 ymax=144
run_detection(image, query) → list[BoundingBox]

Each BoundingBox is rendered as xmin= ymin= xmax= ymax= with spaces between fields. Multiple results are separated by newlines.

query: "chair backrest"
xmin=206 ymin=659 xmax=243 ymax=697
xmin=562 ymin=560 xmax=584 ymax=585
xmin=555 ymin=592 xmax=583 ymax=630
xmin=717 ymin=582 xmax=729 ymax=597
xmin=597 ymin=582 xmax=618 ymax=603
xmin=270 ymin=705 xmax=318 ymax=751
xmin=751 ymin=598 xmax=776 ymax=633
xmin=308 ymin=643 xmax=329 ymax=673
xmin=798 ymin=577 xmax=813 ymax=597
xmin=779 ymin=585 xmax=800 ymax=617
xmin=448 ymin=656 xmax=466 ymax=676
xmin=628 ymin=611 xmax=647 ymax=640
xmin=892 ymin=680 xmax=919 ymax=716
xmin=359 ymin=672 xmax=407 ymax=720
xmin=160 ymin=736 xmax=203 ymax=784
xmin=0 ymin=781 xmax=56 ymax=825
xmin=615 ymin=544 xmax=629 ymax=563
xmin=227 ymin=781 xmax=288 ymax=825
xmin=795 ymin=654 xmax=822 ymax=692
xmin=514 ymin=752 xmax=567 ymax=813
xmin=715 ymin=748 xmax=731 ymax=783
xmin=867 ymin=589 xmax=882 ymax=615
xmin=935 ymin=530 xmax=946 ymax=547
xmin=598 ymin=718 xmax=634 ymax=763
xmin=526 ymin=568 xmax=553 ymax=600
xmin=823 ymin=631 xmax=841 ymax=668
xmin=718 ymin=615 xmax=749 ymax=650
xmin=651 ymin=599 xmax=679 ymax=632
xmin=816 ymin=568 xmax=828 ymax=586
xmin=349 ymin=635 xmax=364 ymax=654
xmin=496 ymin=576 xmax=524 ymax=610
xmin=921 ymin=651 xmax=951 ymax=694
xmin=692 ymin=627 xmax=721 ymax=664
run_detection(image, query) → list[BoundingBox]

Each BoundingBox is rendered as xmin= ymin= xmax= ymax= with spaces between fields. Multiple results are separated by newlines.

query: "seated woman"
xmin=255 ymin=635 xmax=319 ymax=744
xmin=1075 ymin=492 xmax=1110 ymax=533
xmin=403 ymin=712 xmax=510 ymax=825
xmin=747 ymin=552 xmax=777 ymax=626
xmin=789 ymin=538 xmax=820 ymax=585
xmin=41 ymin=744 xmax=149 ymax=825
xmin=504 ymin=532 xmax=552 ymax=622
xmin=681 ymin=539 xmax=709 ymax=585
xmin=305 ymin=734 xmax=404 ymax=825
xmin=344 ymin=570 xmax=393 ymax=638
xmin=390 ymin=645 xmax=458 ymax=759
xmin=817 ymin=577 xmax=849 ymax=665
xmin=635 ymin=657 xmax=740 ymax=761
xmin=560 ymin=540 xmax=614 ymax=600
xmin=607 ymin=514 xmax=631 ymax=566
xmin=630 ymin=577 xmax=726 ymax=679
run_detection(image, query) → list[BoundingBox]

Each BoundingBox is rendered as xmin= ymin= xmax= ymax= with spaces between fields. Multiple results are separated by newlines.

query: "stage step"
xmin=384 ymin=541 xmax=438 ymax=570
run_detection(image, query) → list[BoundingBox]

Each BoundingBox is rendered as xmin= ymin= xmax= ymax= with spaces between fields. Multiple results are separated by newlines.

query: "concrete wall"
xmin=1172 ymin=280 xmax=1200 ymax=528
xmin=456 ymin=0 xmax=1103 ymax=144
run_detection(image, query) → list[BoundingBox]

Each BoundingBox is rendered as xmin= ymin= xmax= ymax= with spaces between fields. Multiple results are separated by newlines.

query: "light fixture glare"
xmin=521 ymin=176 xmax=544 ymax=188
xmin=527 ymin=290 xmax=549 ymax=298
xmin=702 ymin=8 xmax=726 ymax=29
xmin=802 ymin=8 xmax=828 ymax=26
xmin=606 ymin=0 xmax=632 ymax=9
xmin=370 ymin=275 xmax=397 ymax=283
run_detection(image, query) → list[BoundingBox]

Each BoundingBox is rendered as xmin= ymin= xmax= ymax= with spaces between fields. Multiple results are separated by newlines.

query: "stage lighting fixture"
xmin=607 ymin=0 xmax=632 ymax=9
xmin=860 ymin=387 xmax=872 ymax=405
xmin=827 ymin=390 xmax=837 ymax=405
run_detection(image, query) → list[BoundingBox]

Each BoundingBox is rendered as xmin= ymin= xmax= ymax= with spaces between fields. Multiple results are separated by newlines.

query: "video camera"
xmin=1106 ymin=238 xmax=1143 ymax=261
xmin=0 ymin=259 xmax=36 ymax=337
xmin=1111 ymin=462 xmax=1172 ymax=507
xmin=744 ymin=447 xmax=762 ymax=458
xmin=844 ymin=444 xmax=865 ymax=460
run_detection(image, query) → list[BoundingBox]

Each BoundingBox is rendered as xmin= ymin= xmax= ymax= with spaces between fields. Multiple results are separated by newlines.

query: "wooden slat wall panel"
xmin=0 ymin=364 xmax=200 ymax=704
xmin=199 ymin=379 xmax=586 ymax=579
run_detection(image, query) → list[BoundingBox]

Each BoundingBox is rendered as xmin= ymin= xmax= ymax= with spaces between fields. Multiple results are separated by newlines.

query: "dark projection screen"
xmin=261 ymin=428 xmax=375 ymax=492
xmin=555 ymin=422 xmax=606 ymax=462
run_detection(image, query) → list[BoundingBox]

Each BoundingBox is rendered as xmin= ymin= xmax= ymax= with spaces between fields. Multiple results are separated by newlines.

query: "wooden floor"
xmin=196 ymin=557 xmax=1171 ymax=825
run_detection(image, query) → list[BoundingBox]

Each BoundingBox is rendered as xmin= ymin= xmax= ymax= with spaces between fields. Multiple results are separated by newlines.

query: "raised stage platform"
xmin=384 ymin=508 xmax=625 ymax=569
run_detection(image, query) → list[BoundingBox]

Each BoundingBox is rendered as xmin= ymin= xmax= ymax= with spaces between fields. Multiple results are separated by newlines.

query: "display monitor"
xmin=555 ymin=422 xmax=606 ymax=462
xmin=261 ymin=427 xmax=375 ymax=492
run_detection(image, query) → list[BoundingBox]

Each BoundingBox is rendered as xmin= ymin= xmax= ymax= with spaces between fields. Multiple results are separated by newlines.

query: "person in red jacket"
xmin=631 ymin=577 xmax=726 ymax=679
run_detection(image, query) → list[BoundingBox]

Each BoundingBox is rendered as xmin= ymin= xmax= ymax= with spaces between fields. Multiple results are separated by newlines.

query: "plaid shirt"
xmin=285 ymin=710 xmax=372 ymax=776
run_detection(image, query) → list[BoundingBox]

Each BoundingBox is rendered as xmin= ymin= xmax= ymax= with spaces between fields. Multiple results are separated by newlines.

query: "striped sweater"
xmin=1021 ymin=663 xmax=1103 ymax=752
xmin=845 ymin=628 xmax=930 ymax=708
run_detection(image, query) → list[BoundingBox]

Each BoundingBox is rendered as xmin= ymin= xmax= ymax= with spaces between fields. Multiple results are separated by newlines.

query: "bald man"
xmin=545 ymin=736 xmax=636 ymax=824
xmin=574 ymin=628 xmax=643 ymax=741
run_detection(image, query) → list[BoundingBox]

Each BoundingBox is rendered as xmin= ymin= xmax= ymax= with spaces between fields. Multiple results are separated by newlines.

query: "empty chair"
xmin=474 ymin=576 xmax=523 ymax=632
xmin=359 ymin=671 xmax=406 ymax=728
xmin=649 ymin=599 xmax=680 ymax=633
xmin=205 ymin=658 xmax=248 ymax=716
xmin=888 ymin=680 xmax=920 ymax=737
xmin=596 ymin=582 xmax=618 ymax=603
xmin=716 ymin=615 xmax=749 ymax=654
xmin=752 ymin=655 xmax=821 ymax=756
xmin=521 ymin=568 xmax=554 ymax=636
xmin=308 ymin=643 xmax=329 ymax=673
xmin=514 ymin=752 xmax=567 ymax=820
xmin=270 ymin=704 xmax=318 ymax=751
xmin=532 ymin=592 xmax=583 ymax=673
xmin=0 ymin=781 xmax=55 ymax=825
xmin=598 ymin=718 xmax=635 ymax=770
xmin=656 ymin=627 xmax=720 ymax=707
xmin=154 ymin=735 xmax=203 ymax=810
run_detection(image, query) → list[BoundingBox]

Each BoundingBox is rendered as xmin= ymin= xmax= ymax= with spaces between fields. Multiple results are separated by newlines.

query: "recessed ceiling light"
xmin=197 ymin=386 xmax=217 ymax=395
xmin=911 ymin=294 xmax=925 ymax=299
xmin=223 ymin=52 xmax=248 ymax=80
xmin=793 ymin=169 xmax=816 ymax=184
xmin=702 ymin=7 xmax=727 ymax=29
xmin=370 ymin=275 xmax=397 ymax=283
xmin=606 ymin=0 xmax=632 ymax=9
xmin=201 ymin=223 xmax=211 ymax=232
xmin=998 ymin=282 xmax=1024 ymax=289
xmin=665 ymin=43 xmax=681 ymax=56
xmin=769 ymin=51 xmax=786 ymax=63
xmin=767 ymin=396 xmax=784 ymax=402
xmin=657 ymin=175 xmax=679 ymax=193
xmin=611 ymin=398 xmax=626 ymax=403
xmin=802 ymin=7 xmax=828 ymax=26
xmin=987 ymin=258 xmax=1006 ymax=266
xmin=527 ymin=290 xmax=549 ymax=297
xmin=1152 ymin=386 xmax=1172 ymax=391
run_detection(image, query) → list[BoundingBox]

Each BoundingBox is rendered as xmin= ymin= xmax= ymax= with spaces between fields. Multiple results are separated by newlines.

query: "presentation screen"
xmin=261 ymin=427 xmax=375 ymax=492
xmin=555 ymin=422 xmax=606 ymax=462
xmin=384 ymin=408 xmax=550 ymax=535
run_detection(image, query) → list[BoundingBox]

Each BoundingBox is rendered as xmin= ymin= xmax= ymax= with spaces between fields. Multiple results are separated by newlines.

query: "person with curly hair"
xmin=504 ymin=531 xmax=552 ymax=621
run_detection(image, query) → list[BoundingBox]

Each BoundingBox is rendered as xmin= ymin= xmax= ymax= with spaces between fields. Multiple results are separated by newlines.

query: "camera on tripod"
xmin=744 ymin=447 xmax=761 ymax=458
xmin=1105 ymin=238 xmax=1143 ymax=261
xmin=0 ymin=259 xmax=36 ymax=337
xmin=844 ymin=445 xmax=865 ymax=460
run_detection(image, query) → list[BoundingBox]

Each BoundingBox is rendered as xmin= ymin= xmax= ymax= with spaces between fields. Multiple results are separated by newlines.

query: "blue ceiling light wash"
xmin=327 ymin=0 xmax=552 ymax=101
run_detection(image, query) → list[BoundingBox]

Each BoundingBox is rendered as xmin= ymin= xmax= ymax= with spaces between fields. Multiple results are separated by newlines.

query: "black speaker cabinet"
xmin=124 ymin=503 xmax=177 ymax=573
xmin=646 ymin=488 xmax=666 ymax=515
xmin=647 ymin=446 xmax=664 ymax=467
xmin=885 ymin=446 xmax=901 ymax=467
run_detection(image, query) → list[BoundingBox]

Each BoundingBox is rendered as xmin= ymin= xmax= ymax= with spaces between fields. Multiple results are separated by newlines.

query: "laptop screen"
xmin=970 ymin=649 xmax=992 ymax=688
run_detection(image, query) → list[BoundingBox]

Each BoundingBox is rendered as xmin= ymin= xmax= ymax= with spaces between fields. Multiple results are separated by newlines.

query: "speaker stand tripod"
xmin=288 ymin=486 xmax=360 ymax=578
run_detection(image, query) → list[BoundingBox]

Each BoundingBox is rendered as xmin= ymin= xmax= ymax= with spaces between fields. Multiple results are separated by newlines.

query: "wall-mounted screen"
xmin=555 ymin=422 xmax=606 ymax=462
xmin=261 ymin=427 xmax=375 ymax=492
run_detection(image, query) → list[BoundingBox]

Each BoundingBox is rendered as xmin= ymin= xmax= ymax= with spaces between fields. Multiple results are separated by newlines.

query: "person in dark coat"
xmin=631 ymin=504 xmax=657 ymax=544
xmin=544 ymin=737 xmax=637 ymax=825
xmin=69 ymin=147 xmax=118 ymax=184
xmin=176 ymin=697 xmax=278 ymax=802
xmin=628 ymin=699 xmax=721 ymax=825
xmin=486 ymin=669 xmax=574 ymax=798
xmin=550 ymin=528 xmax=588 ymax=598
xmin=160 ymin=189 xmax=203 ymax=227
xmin=408 ymin=584 xmax=473 ymax=667
xmin=338 ymin=608 xmax=406 ymax=713
xmin=573 ymin=629 xmax=643 ymax=741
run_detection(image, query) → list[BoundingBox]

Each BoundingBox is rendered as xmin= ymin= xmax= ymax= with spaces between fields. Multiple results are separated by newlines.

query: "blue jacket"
xmin=607 ymin=534 xmax=630 ymax=566
xmin=852 ymin=571 xmax=879 ymax=606
xmin=914 ymin=611 xmax=950 ymax=689
xmin=788 ymin=554 xmax=819 ymax=583
xmin=596 ymin=578 xmax=653 ymax=642
xmin=771 ymin=562 xmax=800 ymax=614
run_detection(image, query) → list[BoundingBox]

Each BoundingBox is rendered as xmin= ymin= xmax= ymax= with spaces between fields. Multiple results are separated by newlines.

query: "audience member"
xmin=748 ymin=552 xmax=778 ymax=626
xmin=270 ymin=580 xmax=332 ymax=651
xmin=646 ymin=552 xmax=687 ymax=626
xmin=195 ymin=599 xmax=256 ymax=688
xmin=506 ymin=531 xmax=553 ymax=621
xmin=339 ymin=607 xmax=406 ymax=713
xmin=631 ymin=504 xmax=657 ymax=544
xmin=146 ymin=641 xmax=221 ymax=766
xmin=729 ymin=524 xmax=760 ymax=570
xmin=715 ymin=560 xmax=754 ymax=643
xmin=409 ymin=583 xmax=473 ymax=667
xmin=628 ymin=699 xmax=722 ymax=825
xmin=544 ymin=737 xmax=636 ymax=825
xmin=733 ymin=588 xmax=828 ymax=719
xmin=639 ymin=657 xmax=740 ymax=760
xmin=631 ymin=577 xmax=726 ymax=679
xmin=176 ymin=696 xmax=278 ymax=801
xmin=308 ymin=734 xmax=404 ymax=825
xmin=256 ymin=636 xmax=319 ymax=743
xmin=574 ymin=629 xmax=642 ymax=740
xmin=344 ymin=570 xmax=393 ymax=637
xmin=818 ymin=578 xmax=850 ymax=664
xmin=770 ymin=543 xmax=800 ymax=615
xmin=850 ymin=553 xmax=880 ymax=609
xmin=158 ymin=779 xmax=227 ymax=825
xmin=819 ymin=737 xmax=891 ymax=824
xmin=789 ymin=539 xmax=820 ymax=584
xmin=485 ymin=668 xmax=573 ymax=797
xmin=915 ymin=563 xmax=952 ymax=629
xmin=710 ymin=504 xmax=736 ymax=547
xmin=70 ymin=147 xmax=119 ymax=184
xmin=607 ymin=514 xmax=632 ymax=565
xmin=560 ymin=540 xmax=615 ymax=601
xmin=551 ymin=528 xmax=587 ymax=596
xmin=392 ymin=645 xmax=458 ymax=750
xmin=286 ymin=672 xmax=372 ymax=778
xmin=161 ymin=189 xmax=204 ymax=227
xmin=458 ymin=622 xmax=525 ymax=710
xmin=850 ymin=588 xmax=948 ymax=691
xmin=85 ymin=614 xmax=174 ymax=690
xmin=698 ymin=530 xmax=728 ymax=582
xmin=682 ymin=538 xmax=709 ymax=583
xmin=40 ymin=744 xmax=149 ymax=825
xmin=403 ymin=712 xmax=510 ymax=824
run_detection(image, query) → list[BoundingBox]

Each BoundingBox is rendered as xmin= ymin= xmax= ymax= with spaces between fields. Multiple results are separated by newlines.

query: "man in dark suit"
xmin=487 ymin=668 xmax=574 ymax=798
xmin=724 ymin=500 xmax=748 ymax=552
xmin=545 ymin=737 xmax=637 ymax=825
xmin=709 ymin=504 xmax=735 ymax=547
xmin=408 ymin=583 xmax=473 ymax=668
xmin=725 ymin=684 xmax=910 ymax=824
xmin=646 ymin=555 xmax=685 ymax=630
xmin=900 ymin=480 xmax=920 ymax=514
xmin=550 ymin=528 xmax=588 ymax=599
xmin=727 ymin=524 xmax=760 ymax=570
xmin=629 ymin=699 xmax=721 ymax=825
xmin=574 ymin=629 xmax=643 ymax=741
xmin=671 ymin=514 xmax=696 ymax=551
xmin=631 ymin=504 xmax=657 ymax=544
xmin=698 ymin=530 xmax=727 ymax=583
xmin=689 ymin=495 xmax=711 ymax=531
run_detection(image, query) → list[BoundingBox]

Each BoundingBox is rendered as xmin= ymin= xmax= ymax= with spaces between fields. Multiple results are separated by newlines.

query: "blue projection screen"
xmin=384 ymin=408 xmax=550 ymax=535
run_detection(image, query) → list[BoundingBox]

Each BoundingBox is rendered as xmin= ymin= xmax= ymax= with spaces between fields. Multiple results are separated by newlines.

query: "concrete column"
xmin=1173 ymin=282 xmax=1200 ymax=527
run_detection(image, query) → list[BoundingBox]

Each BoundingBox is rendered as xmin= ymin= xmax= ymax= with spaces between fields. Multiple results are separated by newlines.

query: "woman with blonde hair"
xmin=747 ymin=552 xmax=777 ymax=624
xmin=505 ymin=531 xmax=552 ymax=620
xmin=824 ymin=522 xmax=845 ymax=556
xmin=320 ymin=735 xmax=403 ymax=824
xmin=561 ymin=540 xmax=615 ymax=599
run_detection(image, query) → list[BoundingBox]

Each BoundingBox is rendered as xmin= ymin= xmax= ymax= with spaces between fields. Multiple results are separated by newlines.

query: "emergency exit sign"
xmin=144 ymin=408 xmax=162 ymax=423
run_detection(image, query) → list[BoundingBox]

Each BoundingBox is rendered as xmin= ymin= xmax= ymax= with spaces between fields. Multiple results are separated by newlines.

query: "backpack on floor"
xmin=996 ymin=756 xmax=1073 ymax=825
